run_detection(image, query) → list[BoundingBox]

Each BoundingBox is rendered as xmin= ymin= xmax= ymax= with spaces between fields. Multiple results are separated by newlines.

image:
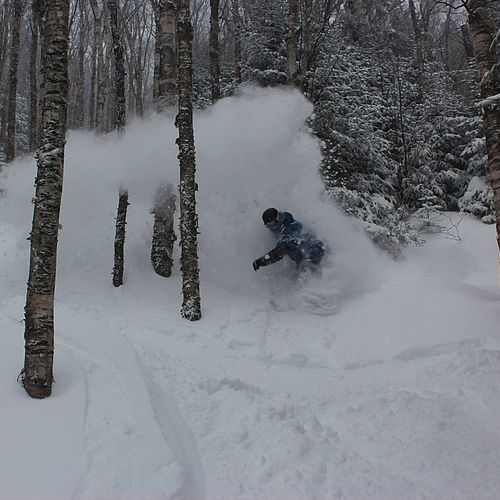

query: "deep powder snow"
xmin=1 ymin=87 xmax=500 ymax=500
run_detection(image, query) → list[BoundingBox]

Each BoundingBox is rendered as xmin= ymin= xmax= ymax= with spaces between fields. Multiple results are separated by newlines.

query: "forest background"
xmin=1 ymin=0 xmax=499 ymax=257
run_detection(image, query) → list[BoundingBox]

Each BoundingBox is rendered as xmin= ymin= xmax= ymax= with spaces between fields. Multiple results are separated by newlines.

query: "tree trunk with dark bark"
xmin=299 ymin=0 xmax=312 ymax=80
xmin=5 ymin=0 xmax=23 ymax=162
xmin=177 ymin=0 xmax=201 ymax=320
xmin=108 ymin=0 xmax=126 ymax=132
xmin=287 ymin=0 xmax=299 ymax=85
xmin=232 ymin=0 xmax=242 ymax=85
xmin=408 ymin=0 xmax=424 ymax=69
xmin=90 ymin=0 xmax=105 ymax=130
xmin=468 ymin=0 xmax=500 ymax=253
xmin=0 ymin=2 xmax=11 ymax=151
xmin=209 ymin=0 xmax=220 ymax=102
xmin=345 ymin=0 xmax=365 ymax=45
xmin=29 ymin=0 xmax=40 ymax=151
xmin=23 ymin=0 xmax=69 ymax=399
xmin=112 ymin=189 xmax=129 ymax=287
xmin=461 ymin=24 xmax=475 ymax=60
xmin=151 ymin=185 xmax=177 ymax=277
xmin=74 ymin=0 xmax=85 ymax=129
xmin=108 ymin=0 xmax=128 ymax=286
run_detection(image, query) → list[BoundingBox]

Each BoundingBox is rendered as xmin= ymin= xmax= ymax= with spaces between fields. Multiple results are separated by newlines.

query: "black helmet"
xmin=262 ymin=208 xmax=279 ymax=224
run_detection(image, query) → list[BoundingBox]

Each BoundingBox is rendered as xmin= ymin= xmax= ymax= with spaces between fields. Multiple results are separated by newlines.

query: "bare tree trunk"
xmin=209 ymin=0 xmax=220 ymax=102
xmin=0 ymin=2 xmax=11 ymax=151
xmin=153 ymin=0 xmax=160 ymax=102
xmin=89 ymin=29 xmax=97 ymax=128
xmin=108 ymin=0 xmax=126 ymax=132
xmin=467 ymin=0 xmax=500 ymax=253
xmin=155 ymin=0 xmax=177 ymax=111
xmin=112 ymin=189 xmax=129 ymax=287
xmin=345 ymin=0 xmax=365 ymax=45
xmin=108 ymin=0 xmax=128 ymax=286
xmin=74 ymin=0 xmax=85 ymax=128
xmin=121 ymin=6 xmax=148 ymax=120
xmin=151 ymin=0 xmax=177 ymax=278
xmin=134 ymin=61 xmax=144 ymax=117
xmin=29 ymin=0 xmax=40 ymax=151
xmin=151 ymin=185 xmax=177 ymax=277
xmin=287 ymin=0 xmax=299 ymax=85
xmin=408 ymin=0 xmax=424 ymax=69
xmin=5 ymin=0 xmax=23 ymax=162
xmin=177 ymin=0 xmax=201 ymax=320
xmin=461 ymin=24 xmax=475 ymax=60
xmin=104 ymin=43 xmax=113 ymax=132
xmin=420 ymin=0 xmax=433 ymax=63
xmin=232 ymin=0 xmax=242 ymax=85
xmin=23 ymin=0 xmax=69 ymax=399
xmin=90 ymin=0 xmax=106 ymax=131
xmin=299 ymin=0 xmax=312 ymax=78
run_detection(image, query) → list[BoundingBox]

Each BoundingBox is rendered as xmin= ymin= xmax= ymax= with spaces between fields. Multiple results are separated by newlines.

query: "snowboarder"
xmin=253 ymin=208 xmax=326 ymax=271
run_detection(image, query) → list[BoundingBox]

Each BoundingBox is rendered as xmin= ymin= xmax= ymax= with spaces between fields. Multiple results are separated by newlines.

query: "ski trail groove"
xmin=58 ymin=306 xmax=187 ymax=499
xmin=136 ymin=358 xmax=207 ymax=500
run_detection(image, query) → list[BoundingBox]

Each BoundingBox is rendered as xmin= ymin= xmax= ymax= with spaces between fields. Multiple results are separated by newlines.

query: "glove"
xmin=253 ymin=257 xmax=266 ymax=271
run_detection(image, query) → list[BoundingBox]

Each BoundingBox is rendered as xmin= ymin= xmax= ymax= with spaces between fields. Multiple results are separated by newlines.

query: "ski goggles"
xmin=265 ymin=218 xmax=282 ymax=231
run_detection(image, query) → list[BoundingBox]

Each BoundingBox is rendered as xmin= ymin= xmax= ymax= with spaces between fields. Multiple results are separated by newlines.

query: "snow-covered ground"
xmin=1 ymin=88 xmax=500 ymax=500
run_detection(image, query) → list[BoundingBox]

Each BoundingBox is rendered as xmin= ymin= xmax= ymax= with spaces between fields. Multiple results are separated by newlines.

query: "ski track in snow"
xmin=52 ymin=278 xmax=500 ymax=500
xmin=57 ymin=302 xmax=203 ymax=500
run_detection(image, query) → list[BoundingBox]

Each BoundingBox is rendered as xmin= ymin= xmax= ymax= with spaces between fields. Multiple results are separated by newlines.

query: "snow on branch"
xmin=480 ymin=92 xmax=500 ymax=113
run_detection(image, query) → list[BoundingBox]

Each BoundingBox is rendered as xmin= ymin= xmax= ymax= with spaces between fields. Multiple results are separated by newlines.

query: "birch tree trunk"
xmin=152 ymin=0 xmax=177 ymax=278
xmin=108 ymin=0 xmax=128 ymax=287
xmin=209 ymin=0 xmax=220 ymax=102
xmin=151 ymin=185 xmax=176 ymax=277
xmin=287 ymin=0 xmax=299 ymax=85
xmin=155 ymin=0 xmax=177 ymax=112
xmin=23 ymin=0 xmax=69 ymax=399
xmin=467 ymin=0 xmax=500 ymax=253
xmin=5 ymin=0 xmax=23 ymax=162
xmin=177 ymin=0 xmax=201 ymax=320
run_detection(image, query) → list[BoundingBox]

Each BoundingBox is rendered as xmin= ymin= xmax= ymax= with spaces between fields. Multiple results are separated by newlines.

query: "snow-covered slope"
xmin=1 ymin=88 xmax=500 ymax=500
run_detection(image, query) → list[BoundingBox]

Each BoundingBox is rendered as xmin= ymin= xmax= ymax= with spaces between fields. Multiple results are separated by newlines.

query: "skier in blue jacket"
xmin=253 ymin=208 xmax=326 ymax=271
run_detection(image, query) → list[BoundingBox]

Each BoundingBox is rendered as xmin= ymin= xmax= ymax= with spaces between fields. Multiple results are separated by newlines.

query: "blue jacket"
xmin=257 ymin=212 xmax=325 ymax=267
